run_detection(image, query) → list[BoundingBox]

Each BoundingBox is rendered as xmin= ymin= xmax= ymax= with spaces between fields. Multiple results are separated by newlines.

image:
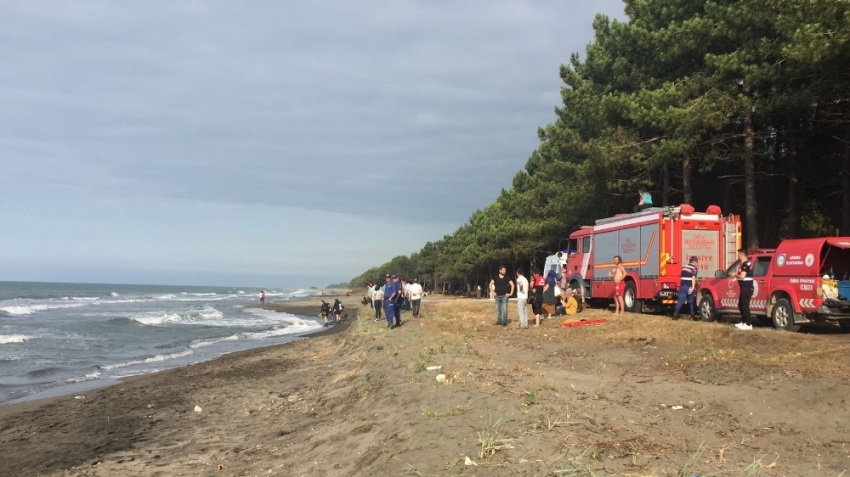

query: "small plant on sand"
xmin=443 ymin=458 xmax=458 ymax=469
xmin=409 ymin=353 xmax=431 ymax=373
xmin=421 ymin=407 xmax=441 ymax=419
xmin=548 ymin=447 xmax=602 ymax=476
xmin=447 ymin=402 xmax=474 ymax=416
xmin=477 ymin=414 xmax=515 ymax=458
xmin=524 ymin=391 xmax=537 ymax=406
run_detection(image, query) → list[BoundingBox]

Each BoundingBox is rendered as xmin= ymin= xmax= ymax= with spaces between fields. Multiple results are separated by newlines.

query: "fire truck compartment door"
xmin=681 ymin=230 xmax=720 ymax=276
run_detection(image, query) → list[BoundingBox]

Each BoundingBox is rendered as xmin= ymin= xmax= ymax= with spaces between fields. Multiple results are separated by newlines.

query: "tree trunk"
xmin=662 ymin=161 xmax=670 ymax=206
xmin=682 ymin=154 xmax=693 ymax=205
xmin=843 ymin=126 xmax=850 ymax=235
xmin=743 ymin=103 xmax=759 ymax=249
xmin=787 ymin=141 xmax=800 ymax=239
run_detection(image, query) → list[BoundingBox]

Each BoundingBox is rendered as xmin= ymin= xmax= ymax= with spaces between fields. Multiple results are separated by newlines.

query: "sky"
xmin=0 ymin=0 xmax=626 ymax=288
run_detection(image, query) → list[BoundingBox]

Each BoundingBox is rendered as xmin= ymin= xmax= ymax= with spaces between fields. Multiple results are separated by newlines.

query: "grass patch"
xmin=421 ymin=408 xmax=441 ymax=419
xmin=477 ymin=414 xmax=515 ymax=459
xmin=409 ymin=352 xmax=431 ymax=373
xmin=524 ymin=391 xmax=537 ymax=406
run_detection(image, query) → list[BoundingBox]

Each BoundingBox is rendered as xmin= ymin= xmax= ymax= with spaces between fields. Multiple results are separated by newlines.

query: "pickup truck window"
xmin=724 ymin=260 xmax=741 ymax=278
xmin=753 ymin=257 xmax=772 ymax=277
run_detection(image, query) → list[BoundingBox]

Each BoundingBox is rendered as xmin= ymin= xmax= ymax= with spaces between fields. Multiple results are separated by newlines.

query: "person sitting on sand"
xmin=564 ymin=289 xmax=579 ymax=315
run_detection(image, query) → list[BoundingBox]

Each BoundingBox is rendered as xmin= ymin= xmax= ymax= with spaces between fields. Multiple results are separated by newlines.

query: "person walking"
xmin=609 ymin=255 xmax=626 ymax=316
xmin=373 ymin=282 xmax=384 ymax=321
xmin=735 ymin=249 xmax=755 ymax=330
xmin=515 ymin=269 xmax=529 ymax=328
xmin=673 ymin=256 xmax=699 ymax=320
xmin=490 ymin=266 xmax=514 ymax=326
xmin=408 ymin=279 xmax=423 ymax=318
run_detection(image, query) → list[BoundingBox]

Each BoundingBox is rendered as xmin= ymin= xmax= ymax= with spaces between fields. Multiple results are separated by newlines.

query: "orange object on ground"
xmin=560 ymin=318 xmax=607 ymax=328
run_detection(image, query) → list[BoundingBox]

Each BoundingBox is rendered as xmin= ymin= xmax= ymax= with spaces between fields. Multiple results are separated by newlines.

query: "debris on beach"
xmin=426 ymin=365 xmax=442 ymax=371
xmin=74 ymin=395 xmax=85 ymax=400
xmin=194 ymin=405 xmax=203 ymax=413
xmin=436 ymin=374 xmax=446 ymax=383
xmin=464 ymin=456 xmax=478 ymax=466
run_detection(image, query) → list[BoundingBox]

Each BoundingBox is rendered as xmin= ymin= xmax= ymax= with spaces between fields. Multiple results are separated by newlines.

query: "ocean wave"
xmin=188 ymin=319 xmax=320 ymax=349
xmin=0 ymin=334 xmax=31 ymax=344
xmin=62 ymin=296 xmax=100 ymax=302
xmin=66 ymin=370 xmax=102 ymax=383
xmin=111 ymin=292 xmax=120 ymax=297
xmin=128 ymin=305 xmax=225 ymax=326
xmin=0 ymin=303 xmax=86 ymax=315
xmin=100 ymin=349 xmax=193 ymax=371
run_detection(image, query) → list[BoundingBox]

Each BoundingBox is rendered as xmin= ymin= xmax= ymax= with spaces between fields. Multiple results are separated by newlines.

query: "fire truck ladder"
xmin=723 ymin=220 xmax=738 ymax=269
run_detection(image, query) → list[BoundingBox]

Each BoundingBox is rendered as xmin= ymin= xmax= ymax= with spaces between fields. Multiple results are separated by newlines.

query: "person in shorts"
xmin=609 ymin=255 xmax=626 ymax=316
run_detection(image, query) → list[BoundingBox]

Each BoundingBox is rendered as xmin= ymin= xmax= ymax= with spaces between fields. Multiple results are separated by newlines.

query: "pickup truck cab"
xmin=697 ymin=238 xmax=850 ymax=331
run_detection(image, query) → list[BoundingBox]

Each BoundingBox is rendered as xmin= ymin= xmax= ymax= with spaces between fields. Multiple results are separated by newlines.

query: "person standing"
xmin=259 ymin=291 xmax=265 ymax=304
xmin=373 ymin=282 xmax=384 ymax=321
xmin=389 ymin=274 xmax=403 ymax=328
xmin=382 ymin=275 xmax=395 ymax=328
xmin=531 ymin=268 xmax=545 ymax=327
xmin=401 ymin=279 xmax=411 ymax=311
xmin=409 ymin=279 xmax=423 ymax=318
xmin=476 ymin=285 xmax=482 ymax=299
xmin=489 ymin=266 xmax=515 ymax=326
xmin=609 ymin=256 xmax=626 ymax=316
xmin=735 ymin=249 xmax=755 ymax=330
xmin=515 ymin=269 xmax=529 ymax=329
xmin=673 ymin=256 xmax=699 ymax=320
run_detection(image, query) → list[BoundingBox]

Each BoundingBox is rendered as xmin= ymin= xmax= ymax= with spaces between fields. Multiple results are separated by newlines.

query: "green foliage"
xmin=352 ymin=0 xmax=850 ymax=290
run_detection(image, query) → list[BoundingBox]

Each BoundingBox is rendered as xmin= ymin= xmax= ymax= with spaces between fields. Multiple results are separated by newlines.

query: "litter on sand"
xmin=426 ymin=366 xmax=442 ymax=371
xmin=560 ymin=318 xmax=607 ymax=328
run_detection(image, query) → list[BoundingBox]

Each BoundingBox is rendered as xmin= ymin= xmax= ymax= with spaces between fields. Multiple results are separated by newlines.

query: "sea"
xmin=0 ymin=281 xmax=323 ymax=404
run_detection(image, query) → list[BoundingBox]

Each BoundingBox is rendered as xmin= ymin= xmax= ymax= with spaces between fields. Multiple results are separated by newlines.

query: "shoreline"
xmin=0 ymin=300 xmax=354 ymax=416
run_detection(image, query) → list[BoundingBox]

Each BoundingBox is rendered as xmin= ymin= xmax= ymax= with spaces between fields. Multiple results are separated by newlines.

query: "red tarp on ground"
xmin=560 ymin=318 xmax=607 ymax=328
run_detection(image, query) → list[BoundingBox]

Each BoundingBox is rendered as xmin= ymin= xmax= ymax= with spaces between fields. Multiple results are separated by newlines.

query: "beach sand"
xmin=2 ymin=296 xmax=850 ymax=476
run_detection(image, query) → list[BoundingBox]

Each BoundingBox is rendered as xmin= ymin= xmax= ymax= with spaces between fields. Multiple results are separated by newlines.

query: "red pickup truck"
xmin=697 ymin=238 xmax=850 ymax=331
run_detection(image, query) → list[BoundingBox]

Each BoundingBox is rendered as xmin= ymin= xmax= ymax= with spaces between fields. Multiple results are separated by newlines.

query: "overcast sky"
xmin=0 ymin=1 xmax=625 ymax=287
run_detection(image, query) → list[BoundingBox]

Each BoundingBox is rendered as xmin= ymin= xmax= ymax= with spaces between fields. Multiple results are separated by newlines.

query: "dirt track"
xmin=1 ymin=296 xmax=849 ymax=476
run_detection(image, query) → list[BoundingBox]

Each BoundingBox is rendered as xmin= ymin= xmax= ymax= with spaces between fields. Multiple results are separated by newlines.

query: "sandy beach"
xmin=2 ymin=296 xmax=850 ymax=476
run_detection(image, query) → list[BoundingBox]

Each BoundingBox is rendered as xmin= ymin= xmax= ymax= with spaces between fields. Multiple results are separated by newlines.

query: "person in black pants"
xmin=735 ymin=249 xmax=754 ymax=330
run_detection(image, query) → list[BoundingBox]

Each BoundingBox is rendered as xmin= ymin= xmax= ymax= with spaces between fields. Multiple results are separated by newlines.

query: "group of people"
xmin=489 ymin=265 xmax=582 ymax=329
xmin=319 ymin=299 xmax=346 ymax=326
xmin=363 ymin=275 xmax=424 ymax=329
xmin=668 ymin=249 xmax=755 ymax=331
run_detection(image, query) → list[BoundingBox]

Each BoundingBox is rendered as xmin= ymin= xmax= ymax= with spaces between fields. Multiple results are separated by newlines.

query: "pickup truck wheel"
xmin=623 ymin=281 xmax=642 ymax=313
xmin=772 ymin=298 xmax=801 ymax=332
xmin=698 ymin=294 xmax=717 ymax=322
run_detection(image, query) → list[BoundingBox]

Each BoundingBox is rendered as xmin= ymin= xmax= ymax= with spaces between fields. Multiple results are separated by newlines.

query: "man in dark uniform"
xmin=735 ymin=249 xmax=755 ymax=330
xmin=673 ymin=256 xmax=699 ymax=320
xmin=382 ymin=274 xmax=395 ymax=328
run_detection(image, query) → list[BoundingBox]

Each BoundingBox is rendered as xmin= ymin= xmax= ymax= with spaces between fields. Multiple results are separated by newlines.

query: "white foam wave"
xmin=0 ymin=303 xmax=85 ymax=315
xmin=66 ymin=370 xmax=101 ymax=383
xmin=156 ymin=294 xmax=177 ymax=300
xmin=62 ymin=296 xmax=100 ymax=302
xmin=129 ymin=306 xmax=224 ymax=326
xmin=189 ymin=319 xmax=320 ymax=348
xmin=111 ymin=292 xmax=119 ymax=297
xmin=100 ymin=349 xmax=194 ymax=371
xmin=0 ymin=334 xmax=31 ymax=344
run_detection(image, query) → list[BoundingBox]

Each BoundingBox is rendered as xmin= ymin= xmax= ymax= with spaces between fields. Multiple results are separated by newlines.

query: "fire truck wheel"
xmin=623 ymin=281 xmax=642 ymax=313
xmin=698 ymin=294 xmax=717 ymax=322
xmin=772 ymin=298 xmax=801 ymax=332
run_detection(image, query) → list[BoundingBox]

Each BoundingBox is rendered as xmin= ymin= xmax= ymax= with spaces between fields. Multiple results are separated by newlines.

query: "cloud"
xmin=0 ymin=0 xmax=625 ymax=285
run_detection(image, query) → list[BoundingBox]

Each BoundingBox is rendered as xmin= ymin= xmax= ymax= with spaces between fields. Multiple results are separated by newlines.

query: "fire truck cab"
xmin=697 ymin=238 xmax=850 ymax=331
xmin=564 ymin=206 xmax=741 ymax=313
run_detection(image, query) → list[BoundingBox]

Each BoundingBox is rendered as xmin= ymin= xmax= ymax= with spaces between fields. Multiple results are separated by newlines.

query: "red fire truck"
xmin=563 ymin=206 xmax=742 ymax=312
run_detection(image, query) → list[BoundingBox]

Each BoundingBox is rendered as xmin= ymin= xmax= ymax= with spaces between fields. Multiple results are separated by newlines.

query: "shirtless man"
xmin=608 ymin=255 xmax=626 ymax=316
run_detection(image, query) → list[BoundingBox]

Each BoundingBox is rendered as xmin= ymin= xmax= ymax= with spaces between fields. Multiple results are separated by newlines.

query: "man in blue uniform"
xmin=390 ymin=275 xmax=403 ymax=327
xmin=382 ymin=274 xmax=395 ymax=329
xmin=672 ymin=256 xmax=699 ymax=320
xmin=735 ymin=249 xmax=755 ymax=330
